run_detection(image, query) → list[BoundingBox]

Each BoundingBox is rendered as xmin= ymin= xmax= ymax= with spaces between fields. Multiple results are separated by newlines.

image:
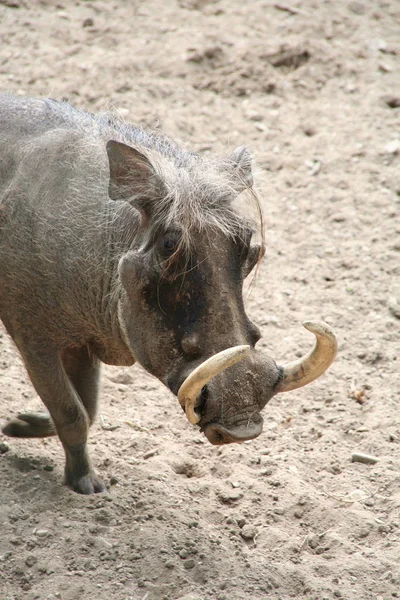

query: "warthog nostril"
xmin=203 ymin=424 xmax=234 ymax=445
xmin=214 ymin=431 xmax=224 ymax=443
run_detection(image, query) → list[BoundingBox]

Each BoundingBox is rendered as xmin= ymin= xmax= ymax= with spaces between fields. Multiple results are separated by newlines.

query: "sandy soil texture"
xmin=0 ymin=1 xmax=399 ymax=599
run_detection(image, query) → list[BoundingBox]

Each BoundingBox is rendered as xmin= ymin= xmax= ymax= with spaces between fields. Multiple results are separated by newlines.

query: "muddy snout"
xmin=198 ymin=364 xmax=268 ymax=445
xmin=177 ymin=345 xmax=260 ymax=425
xmin=176 ymin=320 xmax=338 ymax=445
xmin=176 ymin=347 xmax=277 ymax=445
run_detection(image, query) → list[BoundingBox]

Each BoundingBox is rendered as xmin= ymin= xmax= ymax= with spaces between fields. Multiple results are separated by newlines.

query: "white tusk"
xmin=274 ymin=320 xmax=338 ymax=394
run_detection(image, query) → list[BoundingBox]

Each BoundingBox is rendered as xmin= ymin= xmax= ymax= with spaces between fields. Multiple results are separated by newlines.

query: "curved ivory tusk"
xmin=178 ymin=345 xmax=251 ymax=425
xmin=274 ymin=320 xmax=338 ymax=394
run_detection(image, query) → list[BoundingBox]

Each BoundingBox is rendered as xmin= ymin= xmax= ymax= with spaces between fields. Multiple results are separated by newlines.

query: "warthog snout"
xmin=176 ymin=321 xmax=338 ymax=444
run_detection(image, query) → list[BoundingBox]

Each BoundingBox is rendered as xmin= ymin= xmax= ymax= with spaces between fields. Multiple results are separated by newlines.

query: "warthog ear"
xmin=228 ymin=146 xmax=253 ymax=191
xmin=106 ymin=140 xmax=164 ymax=216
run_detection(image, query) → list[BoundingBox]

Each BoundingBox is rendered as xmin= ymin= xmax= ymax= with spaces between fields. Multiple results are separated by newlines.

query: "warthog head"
xmin=107 ymin=139 xmax=337 ymax=445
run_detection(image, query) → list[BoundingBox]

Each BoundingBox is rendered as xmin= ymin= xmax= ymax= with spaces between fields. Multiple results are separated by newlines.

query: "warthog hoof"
xmin=2 ymin=411 xmax=56 ymax=438
xmin=64 ymin=471 xmax=107 ymax=495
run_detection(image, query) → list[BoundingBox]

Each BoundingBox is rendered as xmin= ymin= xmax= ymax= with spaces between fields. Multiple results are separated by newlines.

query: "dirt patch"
xmin=1 ymin=1 xmax=400 ymax=599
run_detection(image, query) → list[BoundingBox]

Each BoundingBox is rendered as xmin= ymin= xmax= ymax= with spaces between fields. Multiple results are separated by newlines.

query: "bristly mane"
xmin=45 ymin=98 xmax=263 ymax=251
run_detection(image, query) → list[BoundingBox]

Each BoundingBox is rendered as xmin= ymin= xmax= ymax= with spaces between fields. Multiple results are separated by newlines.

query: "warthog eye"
xmin=159 ymin=231 xmax=180 ymax=257
xmin=163 ymin=237 xmax=176 ymax=252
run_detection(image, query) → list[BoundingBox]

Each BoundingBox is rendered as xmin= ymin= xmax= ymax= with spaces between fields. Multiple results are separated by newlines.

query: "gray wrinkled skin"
xmin=0 ymin=95 xmax=280 ymax=494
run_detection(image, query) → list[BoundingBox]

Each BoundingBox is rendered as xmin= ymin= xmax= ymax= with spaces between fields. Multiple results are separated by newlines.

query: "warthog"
xmin=0 ymin=95 xmax=337 ymax=494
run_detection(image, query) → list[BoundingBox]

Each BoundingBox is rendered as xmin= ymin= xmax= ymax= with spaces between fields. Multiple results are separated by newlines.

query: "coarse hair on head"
xmin=105 ymin=126 xmax=265 ymax=257
xmin=46 ymin=98 xmax=264 ymax=263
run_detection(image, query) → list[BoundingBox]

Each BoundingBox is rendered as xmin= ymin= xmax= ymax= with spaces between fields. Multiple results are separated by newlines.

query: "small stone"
xmin=240 ymin=524 xmax=257 ymax=540
xmin=43 ymin=464 xmax=54 ymax=471
xmin=384 ymin=139 xmax=400 ymax=154
xmin=83 ymin=18 xmax=94 ymax=27
xmin=383 ymin=96 xmax=400 ymax=109
xmin=378 ymin=62 xmax=392 ymax=73
xmin=303 ymin=125 xmax=316 ymax=136
xmin=245 ymin=110 xmax=263 ymax=122
xmin=273 ymin=507 xmax=284 ymax=515
xmin=0 ymin=441 xmax=10 ymax=454
xmin=305 ymin=159 xmax=322 ymax=176
xmin=10 ymin=537 xmax=21 ymax=545
xmin=35 ymin=529 xmax=49 ymax=538
xmin=142 ymin=449 xmax=158 ymax=460
xmin=188 ymin=521 xmax=198 ymax=529
xmin=165 ymin=560 xmax=175 ymax=569
xmin=351 ymin=452 xmax=379 ymax=465
xmin=179 ymin=549 xmax=189 ymax=559
xmin=183 ymin=558 xmax=196 ymax=569
xmin=218 ymin=490 xmax=243 ymax=503
xmin=358 ymin=528 xmax=370 ymax=538
xmin=25 ymin=554 xmax=37 ymax=567
xmin=378 ymin=524 xmax=390 ymax=534
xmin=323 ymin=272 xmax=335 ymax=282
xmin=269 ymin=479 xmax=281 ymax=488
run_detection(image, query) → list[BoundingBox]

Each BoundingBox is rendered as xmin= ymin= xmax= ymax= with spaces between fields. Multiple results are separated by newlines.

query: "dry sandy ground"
xmin=0 ymin=1 xmax=400 ymax=599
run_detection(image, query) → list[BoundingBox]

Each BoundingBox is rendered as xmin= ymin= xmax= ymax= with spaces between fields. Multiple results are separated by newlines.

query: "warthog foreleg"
xmin=60 ymin=345 xmax=100 ymax=428
xmin=2 ymin=338 xmax=105 ymax=494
